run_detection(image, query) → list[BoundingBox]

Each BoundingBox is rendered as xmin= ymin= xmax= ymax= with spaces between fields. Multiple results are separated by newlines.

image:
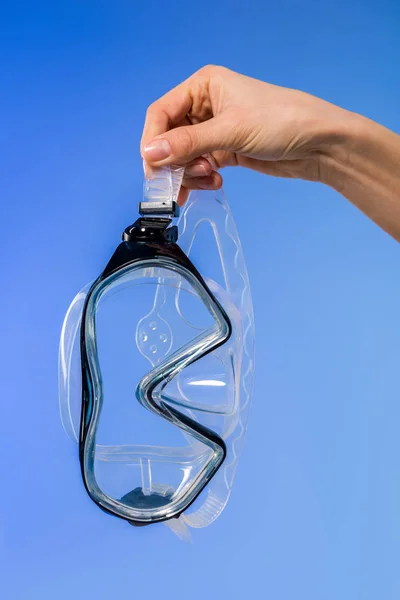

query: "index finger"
xmin=140 ymin=78 xmax=194 ymax=154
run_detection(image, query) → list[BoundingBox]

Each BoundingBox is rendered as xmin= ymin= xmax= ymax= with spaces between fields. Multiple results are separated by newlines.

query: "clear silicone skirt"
xmin=59 ymin=183 xmax=255 ymax=540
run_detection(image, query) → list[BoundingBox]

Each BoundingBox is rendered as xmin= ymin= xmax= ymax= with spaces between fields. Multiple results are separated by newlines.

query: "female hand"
xmin=141 ymin=65 xmax=348 ymax=197
xmin=141 ymin=65 xmax=400 ymax=240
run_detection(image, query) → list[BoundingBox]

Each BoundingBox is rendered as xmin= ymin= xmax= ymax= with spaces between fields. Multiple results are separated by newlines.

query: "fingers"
xmin=143 ymin=114 xmax=238 ymax=166
xmin=141 ymin=65 xmax=230 ymax=155
xmin=181 ymin=157 xmax=221 ymax=188
xmin=184 ymin=156 xmax=213 ymax=177
xmin=183 ymin=170 xmax=223 ymax=190
xmin=141 ymin=65 xmax=234 ymax=205
xmin=141 ymin=79 xmax=194 ymax=153
xmin=177 ymin=168 xmax=223 ymax=207
xmin=177 ymin=158 xmax=222 ymax=207
xmin=177 ymin=187 xmax=190 ymax=207
xmin=141 ymin=65 xmax=215 ymax=153
xmin=141 ymin=65 xmax=241 ymax=169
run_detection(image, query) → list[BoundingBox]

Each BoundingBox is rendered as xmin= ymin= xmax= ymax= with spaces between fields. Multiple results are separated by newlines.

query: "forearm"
xmin=320 ymin=111 xmax=400 ymax=241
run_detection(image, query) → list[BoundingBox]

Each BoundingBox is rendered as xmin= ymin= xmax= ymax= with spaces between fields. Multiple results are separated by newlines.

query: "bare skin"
xmin=141 ymin=65 xmax=400 ymax=242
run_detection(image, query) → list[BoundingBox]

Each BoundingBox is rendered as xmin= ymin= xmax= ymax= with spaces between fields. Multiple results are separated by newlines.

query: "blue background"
xmin=1 ymin=1 xmax=400 ymax=598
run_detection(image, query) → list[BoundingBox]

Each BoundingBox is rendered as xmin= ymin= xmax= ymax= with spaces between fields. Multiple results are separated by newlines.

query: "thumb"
xmin=142 ymin=115 xmax=239 ymax=166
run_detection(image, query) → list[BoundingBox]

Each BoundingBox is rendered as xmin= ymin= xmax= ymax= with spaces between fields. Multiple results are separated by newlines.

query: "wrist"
xmin=314 ymin=106 xmax=361 ymax=189
xmin=316 ymin=107 xmax=397 ymax=190
xmin=316 ymin=105 xmax=400 ymax=240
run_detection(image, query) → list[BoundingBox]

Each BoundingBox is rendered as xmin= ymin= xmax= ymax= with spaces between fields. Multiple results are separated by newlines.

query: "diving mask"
xmin=59 ymin=165 xmax=255 ymax=536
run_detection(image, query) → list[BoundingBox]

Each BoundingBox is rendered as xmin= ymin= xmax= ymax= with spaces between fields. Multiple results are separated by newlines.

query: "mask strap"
xmin=140 ymin=162 xmax=184 ymax=217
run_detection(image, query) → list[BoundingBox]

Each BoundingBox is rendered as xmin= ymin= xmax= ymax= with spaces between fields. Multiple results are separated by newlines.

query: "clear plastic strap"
xmin=143 ymin=162 xmax=184 ymax=204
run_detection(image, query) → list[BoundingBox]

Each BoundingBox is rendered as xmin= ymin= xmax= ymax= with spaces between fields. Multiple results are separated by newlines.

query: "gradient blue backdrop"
xmin=1 ymin=1 xmax=400 ymax=599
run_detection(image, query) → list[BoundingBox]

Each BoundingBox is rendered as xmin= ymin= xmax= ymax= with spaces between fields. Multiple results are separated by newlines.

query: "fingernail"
xmin=185 ymin=163 xmax=208 ymax=177
xmin=144 ymin=139 xmax=171 ymax=162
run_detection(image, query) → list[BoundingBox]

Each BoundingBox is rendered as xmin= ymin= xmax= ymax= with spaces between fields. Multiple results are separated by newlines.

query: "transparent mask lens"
xmin=59 ymin=183 xmax=255 ymax=532
xmin=81 ymin=260 xmax=230 ymax=522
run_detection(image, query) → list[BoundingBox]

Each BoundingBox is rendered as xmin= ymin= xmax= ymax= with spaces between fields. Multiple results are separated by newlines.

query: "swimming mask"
xmin=59 ymin=165 xmax=255 ymax=539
